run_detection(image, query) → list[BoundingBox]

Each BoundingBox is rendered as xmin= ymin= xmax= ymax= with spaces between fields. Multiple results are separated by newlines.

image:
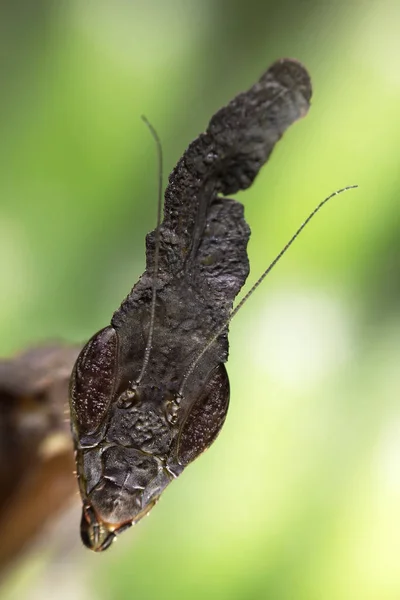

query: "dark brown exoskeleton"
xmin=69 ymin=59 xmax=312 ymax=551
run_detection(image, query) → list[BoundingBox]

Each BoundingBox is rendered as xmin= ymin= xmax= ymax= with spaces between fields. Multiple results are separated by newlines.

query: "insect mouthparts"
xmin=80 ymin=505 xmax=116 ymax=552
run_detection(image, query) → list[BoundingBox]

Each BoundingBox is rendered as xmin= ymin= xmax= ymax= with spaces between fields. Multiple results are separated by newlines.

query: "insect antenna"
xmin=178 ymin=185 xmax=358 ymax=396
xmin=136 ymin=116 xmax=164 ymax=385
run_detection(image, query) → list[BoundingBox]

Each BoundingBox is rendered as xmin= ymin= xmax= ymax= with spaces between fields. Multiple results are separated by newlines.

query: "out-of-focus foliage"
xmin=1 ymin=1 xmax=400 ymax=599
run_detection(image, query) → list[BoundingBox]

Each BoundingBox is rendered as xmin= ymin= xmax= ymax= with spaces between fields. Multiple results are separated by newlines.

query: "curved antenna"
xmin=178 ymin=185 xmax=358 ymax=396
xmin=136 ymin=116 xmax=164 ymax=385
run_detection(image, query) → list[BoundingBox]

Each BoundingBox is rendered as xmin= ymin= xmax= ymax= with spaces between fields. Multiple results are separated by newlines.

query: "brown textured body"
xmin=69 ymin=59 xmax=312 ymax=551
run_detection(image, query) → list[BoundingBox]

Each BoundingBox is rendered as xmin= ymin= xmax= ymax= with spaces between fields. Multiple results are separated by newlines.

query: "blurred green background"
xmin=1 ymin=1 xmax=400 ymax=599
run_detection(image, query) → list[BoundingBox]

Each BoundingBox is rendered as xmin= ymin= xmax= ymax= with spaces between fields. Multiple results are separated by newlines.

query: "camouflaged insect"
xmin=69 ymin=58 xmax=312 ymax=551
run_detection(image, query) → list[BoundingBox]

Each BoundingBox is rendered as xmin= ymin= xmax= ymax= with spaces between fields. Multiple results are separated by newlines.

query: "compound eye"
xmin=70 ymin=326 xmax=118 ymax=437
xmin=165 ymin=399 xmax=180 ymax=425
xmin=117 ymin=388 xmax=137 ymax=410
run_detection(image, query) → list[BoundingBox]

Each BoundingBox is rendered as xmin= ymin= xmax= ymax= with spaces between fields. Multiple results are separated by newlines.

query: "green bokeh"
xmin=1 ymin=1 xmax=400 ymax=599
